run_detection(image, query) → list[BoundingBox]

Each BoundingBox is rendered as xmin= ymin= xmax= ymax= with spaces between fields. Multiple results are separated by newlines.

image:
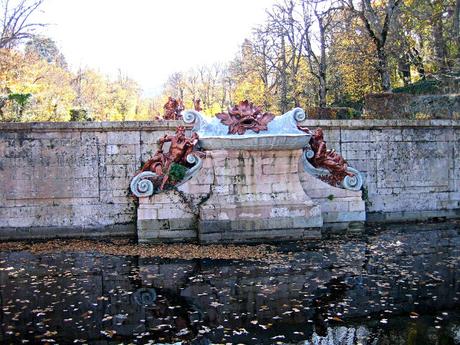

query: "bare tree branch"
xmin=0 ymin=0 xmax=45 ymax=49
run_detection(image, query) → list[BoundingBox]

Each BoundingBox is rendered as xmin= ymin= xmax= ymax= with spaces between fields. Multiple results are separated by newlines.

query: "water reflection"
xmin=0 ymin=222 xmax=459 ymax=344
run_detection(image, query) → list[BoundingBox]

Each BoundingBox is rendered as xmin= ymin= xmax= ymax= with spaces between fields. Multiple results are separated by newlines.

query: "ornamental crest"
xmin=216 ymin=100 xmax=274 ymax=135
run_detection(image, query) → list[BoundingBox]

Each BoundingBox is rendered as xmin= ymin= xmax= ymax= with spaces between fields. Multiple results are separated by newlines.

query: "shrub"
xmin=393 ymin=79 xmax=441 ymax=95
xmin=168 ymin=163 xmax=188 ymax=182
xmin=69 ymin=108 xmax=92 ymax=121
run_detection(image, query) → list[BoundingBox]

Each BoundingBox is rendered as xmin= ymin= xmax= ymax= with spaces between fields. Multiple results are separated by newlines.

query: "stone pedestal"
xmin=198 ymin=149 xmax=323 ymax=243
xmin=137 ymin=193 xmax=197 ymax=243
xmin=134 ymin=148 xmax=366 ymax=244
xmin=298 ymin=168 xmax=366 ymax=230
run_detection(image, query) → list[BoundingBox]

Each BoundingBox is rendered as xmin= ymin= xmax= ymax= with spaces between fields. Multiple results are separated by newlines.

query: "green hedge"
xmin=393 ymin=79 xmax=441 ymax=95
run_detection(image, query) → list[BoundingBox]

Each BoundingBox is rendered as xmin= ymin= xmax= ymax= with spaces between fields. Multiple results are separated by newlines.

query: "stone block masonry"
xmin=195 ymin=149 xmax=323 ymax=243
xmin=136 ymin=148 xmax=324 ymax=244
xmin=0 ymin=121 xmax=179 ymax=239
xmin=298 ymin=119 xmax=460 ymax=222
xmin=1 ymin=119 xmax=459 ymax=240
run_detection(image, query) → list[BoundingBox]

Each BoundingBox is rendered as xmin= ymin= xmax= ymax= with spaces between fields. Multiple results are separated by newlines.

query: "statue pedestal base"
xmin=135 ymin=148 xmax=366 ymax=244
xmin=137 ymin=193 xmax=198 ymax=244
xmin=197 ymin=149 xmax=323 ymax=243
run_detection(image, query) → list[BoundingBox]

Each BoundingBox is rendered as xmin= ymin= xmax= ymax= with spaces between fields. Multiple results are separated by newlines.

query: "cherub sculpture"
xmin=193 ymin=98 xmax=203 ymax=112
xmin=163 ymin=97 xmax=185 ymax=120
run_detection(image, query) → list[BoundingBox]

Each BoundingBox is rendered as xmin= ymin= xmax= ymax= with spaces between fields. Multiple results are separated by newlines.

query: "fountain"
xmin=130 ymin=101 xmax=365 ymax=243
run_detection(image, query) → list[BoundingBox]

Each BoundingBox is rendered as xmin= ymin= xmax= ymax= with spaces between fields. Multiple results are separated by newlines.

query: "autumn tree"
xmin=71 ymin=68 xmax=148 ymax=121
xmin=164 ymin=72 xmax=186 ymax=101
xmin=229 ymin=37 xmax=277 ymax=111
xmin=260 ymin=0 xmax=309 ymax=111
xmin=25 ymin=35 xmax=67 ymax=68
xmin=298 ymin=0 xmax=341 ymax=107
xmin=344 ymin=0 xmax=402 ymax=91
xmin=455 ymin=0 xmax=460 ymax=65
xmin=328 ymin=14 xmax=382 ymax=103
xmin=0 ymin=48 xmax=74 ymax=122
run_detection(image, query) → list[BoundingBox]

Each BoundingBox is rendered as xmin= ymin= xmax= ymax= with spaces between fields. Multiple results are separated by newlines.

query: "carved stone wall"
xmin=196 ymin=149 xmax=323 ymax=243
xmin=0 ymin=119 xmax=459 ymax=239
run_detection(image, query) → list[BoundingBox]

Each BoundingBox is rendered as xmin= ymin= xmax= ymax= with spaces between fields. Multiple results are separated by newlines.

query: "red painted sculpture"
xmin=216 ymin=100 xmax=275 ymax=135
xmin=138 ymin=126 xmax=199 ymax=190
xmin=193 ymin=98 xmax=203 ymax=112
xmin=299 ymin=126 xmax=355 ymax=186
xmin=163 ymin=96 xmax=185 ymax=120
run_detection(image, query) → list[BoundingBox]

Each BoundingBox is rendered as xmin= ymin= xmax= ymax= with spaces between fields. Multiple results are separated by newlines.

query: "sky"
xmin=36 ymin=0 xmax=275 ymax=96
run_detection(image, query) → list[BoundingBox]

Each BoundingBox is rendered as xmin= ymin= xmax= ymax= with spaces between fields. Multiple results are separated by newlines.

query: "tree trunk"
xmin=455 ymin=0 xmax=460 ymax=62
xmin=432 ymin=1 xmax=448 ymax=72
xmin=376 ymin=44 xmax=391 ymax=91
xmin=260 ymin=47 xmax=271 ymax=110
xmin=279 ymin=35 xmax=289 ymax=113
xmin=351 ymin=0 xmax=401 ymax=92
xmin=398 ymin=53 xmax=411 ymax=86
xmin=318 ymin=19 xmax=327 ymax=108
xmin=318 ymin=75 xmax=327 ymax=108
xmin=410 ymin=47 xmax=426 ymax=80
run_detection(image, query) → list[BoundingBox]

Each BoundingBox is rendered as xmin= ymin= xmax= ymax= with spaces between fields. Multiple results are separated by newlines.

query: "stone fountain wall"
xmin=0 ymin=119 xmax=459 ymax=239
xmin=137 ymin=148 xmax=325 ymax=243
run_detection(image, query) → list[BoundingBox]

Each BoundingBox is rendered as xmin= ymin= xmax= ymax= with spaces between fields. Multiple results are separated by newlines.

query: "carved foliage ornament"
xmin=216 ymin=100 xmax=275 ymax=135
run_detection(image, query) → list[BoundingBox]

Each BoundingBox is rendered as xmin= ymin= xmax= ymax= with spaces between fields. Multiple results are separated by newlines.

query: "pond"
xmin=0 ymin=221 xmax=459 ymax=344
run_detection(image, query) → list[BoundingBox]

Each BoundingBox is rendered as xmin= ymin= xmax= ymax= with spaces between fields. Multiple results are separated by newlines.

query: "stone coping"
xmin=301 ymin=119 xmax=460 ymax=129
xmin=1 ymin=119 xmax=460 ymax=132
xmin=0 ymin=120 xmax=190 ymax=132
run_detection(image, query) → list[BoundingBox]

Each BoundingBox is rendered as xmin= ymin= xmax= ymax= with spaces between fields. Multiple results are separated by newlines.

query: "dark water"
xmin=0 ymin=222 xmax=459 ymax=344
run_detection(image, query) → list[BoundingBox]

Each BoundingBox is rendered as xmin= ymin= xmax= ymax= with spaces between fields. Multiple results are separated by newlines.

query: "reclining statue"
xmin=138 ymin=126 xmax=199 ymax=190
xmin=299 ymin=126 xmax=357 ymax=188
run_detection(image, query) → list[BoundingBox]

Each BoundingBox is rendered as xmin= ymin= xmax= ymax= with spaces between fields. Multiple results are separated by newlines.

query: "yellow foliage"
xmin=0 ymin=48 xmax=154 ymax=122
xmin=233 ymin=78 xmax=266 ymax=108
xmin=0 ymin=49 xmax=75 ymax=121
xmin=328 ymin=19 xmax=381 ymax=102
